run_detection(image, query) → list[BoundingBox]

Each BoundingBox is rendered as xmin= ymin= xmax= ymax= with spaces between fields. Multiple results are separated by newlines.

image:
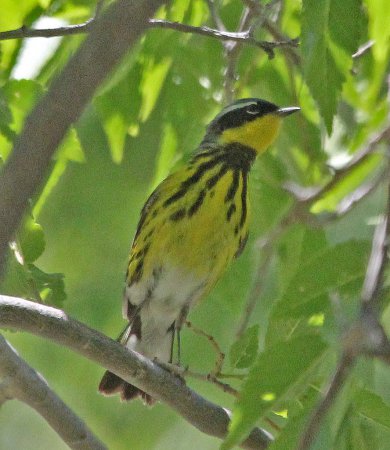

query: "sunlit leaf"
xmin=139 ymin=57 xmax=172 ymax=122
xmin=311 ymin=153 xmax=382 ymax=213
xmin=301 ymin=0 xmax=345 ymax=133
xmin=365 ymin=0 xmax=390 ymax=62
xmin=18 ymin=215 xmax=45 ymax=263
xmin=57 ymin=126 xmax=85 ymax=162
xmin=223 ymin=334 xmax=326 ymax=449
xmin=33 ymin=158 xmax=67 ymax=217
xmin=151 ymin=122 xmax=178 ymax=189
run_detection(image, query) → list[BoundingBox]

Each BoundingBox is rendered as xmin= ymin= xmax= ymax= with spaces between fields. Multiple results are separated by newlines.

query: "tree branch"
xmin=148 ymin=19 xmax=298 ymax=57
xmin=223 ymin=6 xmax=254 ymax=103
xmin=0 ymin=21 xmax=94 ymax=40
xmin=0 ymin=17 xmax=298 ymax=56
xmin=0 ymin=334 xmax=107 ymax=450
xmin=297 ymin=352 xmax=355 ymax=450
xmin=0 ymin=0 xmax=164 ymax=278
xmin=0 ymin=295 xmax=273 ymax=450
xmin=242 ymin=0 xmax=301 ymax=65
xmin=284 ymin=124 xmax=390 ymax=206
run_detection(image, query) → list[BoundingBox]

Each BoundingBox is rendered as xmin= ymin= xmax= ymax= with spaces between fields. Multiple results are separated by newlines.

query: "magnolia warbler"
xmin=99 ymin=98 xmax=299 ymax=403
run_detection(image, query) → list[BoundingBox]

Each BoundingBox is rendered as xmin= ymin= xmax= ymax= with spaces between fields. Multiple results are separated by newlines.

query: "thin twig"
xmin=0 ymin=334 xmax=107 ymax=450
xmin=223 ymin=6 xmax=254 ymax=103
xmin=352 ymin=40 xmax=374 ymax=59
xmin=242 ymin=0 xmax=300 ymax=65
xmin=217 ymin=372 xmax=247 ymax=380
xmin=358 ymin=149 xmax=390 ymax=353
xmin=289 ymin=168 xmax=388 ymax=229
xmin=236 ymin=204 xmax=296 ymax=338
xmin=186 ymin=320 xmax=225 ymax=376
xmin=0 ymin=21 xmax=95 ymax=41
xmin=188 ymin=369 xmax=240 ymax=397
xmin=148 ymin=19 xmax=298 ymax=57
xmin=284 ymin=125 xmax=390 ymax=206
xmin=296 ymin=352 xmax=355 ymax=450
xmin=0 ymin=14 xmax=298 ymax=60
xmin=153 ymin=359 xmax=240 ymax=397
xmin=361 ymin=136 xmax=390 ymax=311
xmin=333 ymin=169 xmax=388 ymax=217
xmin=206 ymin=0 xmax=227 ymax=31
xmin=0 ymin=0 xmax=102 ymax=41
xmin=361 ymin=215 xmax=389 ymax=309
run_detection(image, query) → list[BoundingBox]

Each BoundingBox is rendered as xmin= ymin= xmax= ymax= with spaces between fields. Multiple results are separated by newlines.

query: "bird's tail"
xmin=98 ymin=367 xmax=154 ymax=405
xmin=98 ymin=311 xmax=175 ymax=404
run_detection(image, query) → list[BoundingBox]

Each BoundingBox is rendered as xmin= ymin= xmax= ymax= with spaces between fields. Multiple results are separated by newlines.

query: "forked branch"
xmin=0 ymin=335 xmax=106 ymax=450
xmin=0 ymin=295 xmax=273 ymax=450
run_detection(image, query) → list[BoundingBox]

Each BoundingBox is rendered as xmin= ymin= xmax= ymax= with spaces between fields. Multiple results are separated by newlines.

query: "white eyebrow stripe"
xmin=214 ymin=101 xmax=258 ymax=120
xmin=221 ymin=101 xmax=257 ymax=115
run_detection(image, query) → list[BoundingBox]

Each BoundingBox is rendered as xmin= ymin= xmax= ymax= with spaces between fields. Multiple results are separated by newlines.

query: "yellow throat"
xmin=219 ymin=114 xmax=282 ymax=154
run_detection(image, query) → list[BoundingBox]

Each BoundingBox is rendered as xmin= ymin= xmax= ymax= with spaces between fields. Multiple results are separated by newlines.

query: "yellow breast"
xmin=127 ymin=163 xmax=250 ymax=294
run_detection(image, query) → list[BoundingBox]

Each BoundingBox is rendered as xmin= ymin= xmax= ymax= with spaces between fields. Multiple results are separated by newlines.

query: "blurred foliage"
xmin=1 ymin=0 xmax=390 ymax=449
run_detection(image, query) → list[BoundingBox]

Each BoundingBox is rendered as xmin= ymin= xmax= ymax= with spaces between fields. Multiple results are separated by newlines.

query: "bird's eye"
xmin=246 ymin=104 xmax=259 ymax=115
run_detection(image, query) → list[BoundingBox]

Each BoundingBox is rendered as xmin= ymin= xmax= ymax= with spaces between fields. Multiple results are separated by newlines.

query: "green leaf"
xmin=99 ymin=112 xmax=128 ymax=164
xmin=19 ymin=215 xmax=45 ymax=263
xmin=273 ymin=240 xmax=370 ymax=318
xmin=139 ymin=57 xmax=172 ymax=122
xmin=28 ymin=265 xmax=66 ymax=307
xmin=365 ymin=0 xmax=390 ymax=62
xmin=34 ymin=127 xmax=84 ymax=217
xmin=0 ymin=86 xmax=16 ymax=144
xmin=0 ymin=250 xmax=33 ymax=299
xmin=223 ymin=334 xmax=326 ymax=449
xmin=229 ymin=325 xmax=259 ymax=369
xmin=311 ymin=153 xmax=382 ymax=214
xmin=0 ymin=251 xmax=65 ymax=307
xmin=33 ymin=158 xmax=68 ymax=218
xmin=301 ymin=0 xmax=345 ymax=133
xmin=277 ymin=225 xmax=327 ymax=295
xmin=329 ymin=0 xmax=363 ymax=55
xmin=56 ymin=126 xmax=85 ymax=163
xmin=0 ymin=79 xmax=43 ymax=160
xmin=336 ymin=404 xmax=382 ymax=450
xmin=95 ymin=57 xmax=142 ymax=163
xmin=355 ymin=389 xmax=390 ymax=430
xmin=151 ymin=122 xmax=178 ymax=189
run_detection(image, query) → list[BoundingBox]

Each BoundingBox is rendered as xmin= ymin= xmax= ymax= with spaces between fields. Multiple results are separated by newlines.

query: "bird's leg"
xmin=175 ymin=305 xmax=190 ymax=365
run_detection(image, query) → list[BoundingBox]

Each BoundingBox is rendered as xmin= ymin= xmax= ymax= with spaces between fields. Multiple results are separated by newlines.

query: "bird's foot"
xmin=152 ymin=358 xmax=186 ymax=384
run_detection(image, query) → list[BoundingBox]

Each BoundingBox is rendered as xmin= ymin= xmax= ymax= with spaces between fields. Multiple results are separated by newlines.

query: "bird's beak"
xmin=276 ymin=106 xmax=301 ymax=117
